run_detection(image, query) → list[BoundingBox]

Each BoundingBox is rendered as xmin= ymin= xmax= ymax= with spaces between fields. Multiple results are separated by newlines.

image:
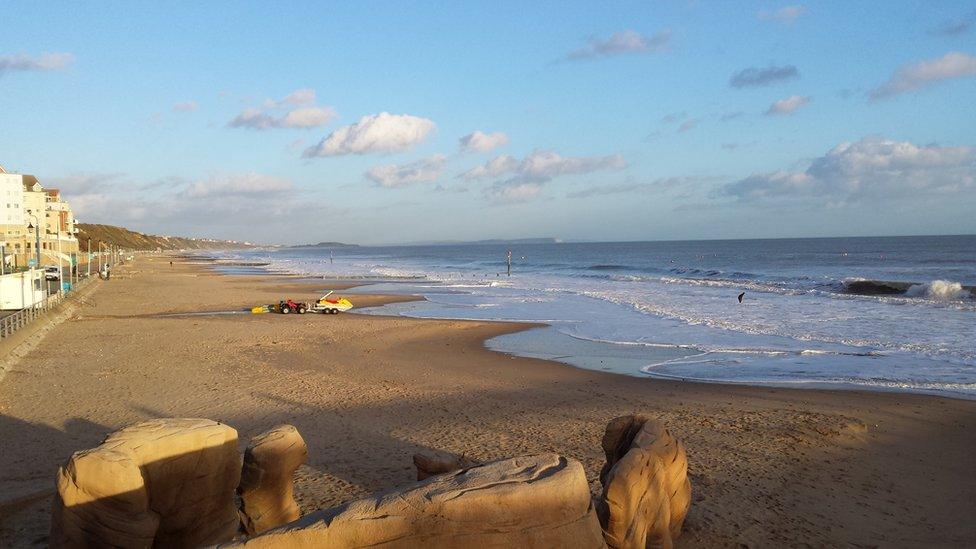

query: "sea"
xmin=215 ymin=235 xmax=976 ymax=399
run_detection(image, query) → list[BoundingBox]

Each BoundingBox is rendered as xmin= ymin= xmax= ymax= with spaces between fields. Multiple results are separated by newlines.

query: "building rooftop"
xmin=22 ymin=175 xmax=41 ymax=191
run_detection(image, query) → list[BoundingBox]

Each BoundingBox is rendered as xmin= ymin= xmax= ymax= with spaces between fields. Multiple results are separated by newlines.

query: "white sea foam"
xmin=905 ymin=279 xmax=970 ymax=300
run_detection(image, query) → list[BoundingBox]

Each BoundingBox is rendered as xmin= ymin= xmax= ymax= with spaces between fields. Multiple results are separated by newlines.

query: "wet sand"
xmin=1 ymin=255 xmax=975 ymax=547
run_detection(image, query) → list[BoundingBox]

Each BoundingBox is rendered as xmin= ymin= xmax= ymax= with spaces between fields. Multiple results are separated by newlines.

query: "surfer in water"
xmin=738 ymin=292 xmax=745 ymax=303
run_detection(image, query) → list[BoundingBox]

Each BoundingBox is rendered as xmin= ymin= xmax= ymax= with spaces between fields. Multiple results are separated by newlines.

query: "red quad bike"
xmin=278 ymin=299 xmax=308 ymax=314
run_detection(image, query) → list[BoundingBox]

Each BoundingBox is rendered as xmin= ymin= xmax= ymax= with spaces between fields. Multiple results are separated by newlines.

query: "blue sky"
xmin=1 ymin=1 xmax=974 ymax=244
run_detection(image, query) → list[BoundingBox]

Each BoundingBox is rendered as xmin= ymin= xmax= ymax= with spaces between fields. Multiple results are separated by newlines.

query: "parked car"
xmin=44 ymin=266 xmax=61 ymax=281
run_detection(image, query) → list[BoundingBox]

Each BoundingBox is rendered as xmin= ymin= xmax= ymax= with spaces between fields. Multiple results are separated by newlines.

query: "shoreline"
xmin=216 ymin=256 xmax=976 ymax=402
xmin=1 ymin=254 xmax=974 ymax=546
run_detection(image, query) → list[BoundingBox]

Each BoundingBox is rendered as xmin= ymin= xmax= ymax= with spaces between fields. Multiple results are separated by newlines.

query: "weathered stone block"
xmin=412 ymin=450 xmax=480 ymax=480
xmin=222 ymin=453 xmax=607 ymax=548
xmin=239 ymin=425 xmax=307 ymax=535
xmin=51 ymin=418 xmax=241 ymax=548
xmin=596 ymin=415 xmax=691 ymax=549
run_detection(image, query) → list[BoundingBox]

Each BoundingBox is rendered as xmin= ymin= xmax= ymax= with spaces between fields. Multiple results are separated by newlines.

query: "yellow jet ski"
xmin=311 ymin=291 xmax=353 ymax=314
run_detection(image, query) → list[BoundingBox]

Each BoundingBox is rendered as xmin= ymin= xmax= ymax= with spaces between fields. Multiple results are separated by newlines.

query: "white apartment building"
xmin=0 ymin=173 xmax=27 ymax=260
xmin=0 ymin=168 xmax=79 ymax=268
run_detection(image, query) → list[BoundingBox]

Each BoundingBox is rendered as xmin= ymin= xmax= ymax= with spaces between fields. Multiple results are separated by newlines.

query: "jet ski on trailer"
xmin=311 ymin=291 xmax=353 ymax=314
xmin=250 ymin=291 xmax=353 ymax=315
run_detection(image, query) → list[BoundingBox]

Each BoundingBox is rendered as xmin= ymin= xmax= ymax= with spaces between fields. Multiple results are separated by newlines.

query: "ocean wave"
xmin=905 ymin=280 xmax=972 ymax=300
xmin=845 ymin=278 xmax=973 ymax=298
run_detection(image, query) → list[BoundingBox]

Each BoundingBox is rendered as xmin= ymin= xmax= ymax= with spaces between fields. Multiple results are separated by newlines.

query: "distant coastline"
xmin=289 ymin=241 xmax=361 ymax=249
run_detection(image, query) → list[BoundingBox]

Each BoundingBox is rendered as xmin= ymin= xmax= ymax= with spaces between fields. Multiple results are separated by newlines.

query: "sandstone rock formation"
xmin=411 ymin=450 xmax=481 ymax=480
xmin=50 ymin=418 xmax=241 ymax=548
xmin=239 ymin=425 xmax=308 ymax=535
xmin=596 ymin=415 xmax=691 ymax=549
xmin=221 ymin=453 xmax=608 ymax=548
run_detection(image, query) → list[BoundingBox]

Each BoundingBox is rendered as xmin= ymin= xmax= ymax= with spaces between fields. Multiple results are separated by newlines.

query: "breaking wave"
xmin=905 ymin=280 xmax=971 ymax=300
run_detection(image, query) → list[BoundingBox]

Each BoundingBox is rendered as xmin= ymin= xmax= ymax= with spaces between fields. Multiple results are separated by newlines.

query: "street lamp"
xmin=26 ymin=211 xmax=41 ymax=270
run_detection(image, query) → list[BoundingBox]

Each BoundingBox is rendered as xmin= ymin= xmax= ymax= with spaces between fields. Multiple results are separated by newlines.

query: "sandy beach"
xmin=1 ymin=254 xmax=975 ymax=547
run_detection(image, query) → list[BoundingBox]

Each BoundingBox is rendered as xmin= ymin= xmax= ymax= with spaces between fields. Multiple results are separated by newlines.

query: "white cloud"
xmin=464 ymin=150 xmax=626 ymax=204
xmin=0 ymin=52 xmax=74 ymax=72
xmin=462 ymin=150 xmax=626 ymax=183
xmin=461 ymin=155 xmax=519 ymax=180
xmin=758 ymin=5 xmax=807 ymax=24
xmin=729 ymin=64 xmax=799 ymax=88
xmin=183 ymin=173 xmax=293 ymax=198
xmin=459 ymin=131 xmax=509 ymax=153
xmin=279 ymin=88 xmax=316 ymax=106
xmin=566 ymin=29 xmax=671 ymax=61
xmin=229 ymin=89 xmax=336 ymax=130
xmin=870 ymin=52 xmax=976 ymax=100
xmin=486 ymin=182 xmax=542 ymax=204
xmin=173 ymin=101 xmax=198 ymax=113
xmin=520 ymin=150 xmax=626 ymax=181
xmin=720 ymin=137 xmax=975 ymax=202
xmin=765 ymin=95 xmax=811 ymax=115
xmin=280 ymin=107 xmax=336 ymax=128
xmin=303 ymin=112 xmax=436 ymax=157
xmin=366 ymin=155 xmax=446 ymax=188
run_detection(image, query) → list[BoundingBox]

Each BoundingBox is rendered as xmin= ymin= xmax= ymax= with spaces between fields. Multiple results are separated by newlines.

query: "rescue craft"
xmin=250 ymin=291 xmax=353 ymax=315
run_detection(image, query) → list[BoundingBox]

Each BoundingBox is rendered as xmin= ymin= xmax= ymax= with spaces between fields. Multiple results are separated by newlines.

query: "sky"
xmin=1 ymin=1 xmax=975 ymax=245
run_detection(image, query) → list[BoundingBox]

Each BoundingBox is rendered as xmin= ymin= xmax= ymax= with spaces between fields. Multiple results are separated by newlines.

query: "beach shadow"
xmin=0 ymin=415 xmax=114 ymax=548
xmin=46 ymin=435 xmax=241 ymax=547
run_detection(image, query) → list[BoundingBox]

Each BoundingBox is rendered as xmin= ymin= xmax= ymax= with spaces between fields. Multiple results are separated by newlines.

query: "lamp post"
xmin=26 ymin=211 xmax=41 ymax=270
xmin=56 ymin=229 xmax=64 ymax=293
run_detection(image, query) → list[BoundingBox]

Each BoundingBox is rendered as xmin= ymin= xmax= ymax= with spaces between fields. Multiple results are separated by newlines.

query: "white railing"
xmin=0 ymin=275 xmax=97 ymax=339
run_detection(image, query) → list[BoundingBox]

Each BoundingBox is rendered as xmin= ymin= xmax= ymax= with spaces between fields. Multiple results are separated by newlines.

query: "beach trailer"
xmin=310 ymin=291 xmax=354 ymax=314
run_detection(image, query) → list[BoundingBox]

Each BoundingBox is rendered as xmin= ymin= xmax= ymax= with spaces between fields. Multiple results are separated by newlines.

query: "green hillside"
xmin=76 ymin=224 xmax=253 ymax=251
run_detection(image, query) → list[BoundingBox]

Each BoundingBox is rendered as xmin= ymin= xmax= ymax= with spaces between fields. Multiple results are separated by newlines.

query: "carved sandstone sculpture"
xmin=239 ymin=425 xmax=308 ymax=535
xmin=412 ymin=450 xmax=481 ymax=480
xmin=51 ymin=418 xmax=241 ymax=548
xmin=596 ymin=415 xmax=691 ymax=549
xmin=221 ymin=453 xmax=607 ymax=548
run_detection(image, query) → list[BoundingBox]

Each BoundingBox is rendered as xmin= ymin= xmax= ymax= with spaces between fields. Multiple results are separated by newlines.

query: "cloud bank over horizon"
xmin=462 ymin=150 xmax=627 ymax=204
xmin=366 ymin=155 xmax=446 ymax=188
xmin=721 ymin=137 xmax=975 ymax=204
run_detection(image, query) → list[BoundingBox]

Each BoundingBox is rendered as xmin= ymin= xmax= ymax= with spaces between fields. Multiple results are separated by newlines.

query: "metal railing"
xmin=0 ymin=274 xmax=97 ymax=340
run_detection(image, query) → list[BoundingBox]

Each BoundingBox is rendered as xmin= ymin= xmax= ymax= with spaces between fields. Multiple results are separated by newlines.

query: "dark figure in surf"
xmin=738 ymin=292 xmax=745 ymax=303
